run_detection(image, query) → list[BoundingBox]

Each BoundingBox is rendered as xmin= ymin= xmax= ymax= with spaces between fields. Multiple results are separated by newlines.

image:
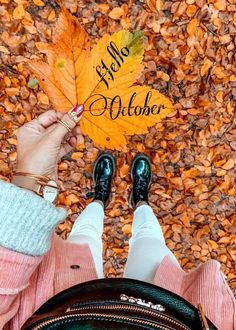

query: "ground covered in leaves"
xmin=0 ymin=0 xmax=235 ymax=293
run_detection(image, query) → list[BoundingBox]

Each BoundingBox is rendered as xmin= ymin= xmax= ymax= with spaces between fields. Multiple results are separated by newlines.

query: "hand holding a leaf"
xmin=15 ymin=106 xmax=83 ymax=180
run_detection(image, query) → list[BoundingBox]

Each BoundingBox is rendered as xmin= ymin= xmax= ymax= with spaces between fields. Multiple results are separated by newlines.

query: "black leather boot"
xmin=92 ymin=153 xmax=116 ymax=208
xmin=129 ymin=154 xmax=152 ymax=209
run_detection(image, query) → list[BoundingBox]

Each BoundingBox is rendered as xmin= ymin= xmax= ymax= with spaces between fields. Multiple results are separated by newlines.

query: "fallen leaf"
xmin=0 ymin=45 xmax=10 ymax=54
xmin=48 ymin=10 xmax=56 ymax=21
xmin=66 ymin=194 xmax=80 ymax=204
xmin=186 ymin=18 xmax=199 ymax=36
xmin=97 ymin=4 xmax=110 ymax=14
xmin=119 ymin=164 xmax=129 ymax=178
xmin=221 ymin=159 xmax=235 ymax=170
xmin=156 ymin=0 xmax=163 ymax=11
xmin=214 ymin=0 xmax=227 ymax=11
xmin=33 ymin=0 xmax=45 ymax=6
xmin=156 ymin=71 xmax=170 ymax=81
xmin=7 ymin=138 xmax=17 ymax=145
xmin=28 ymin=8 xmax=173 ymax=150
xmin=186 ymin=5 xmax=197 ymax=17
xmin=71 ymin=152 xmax=83 ymax=160
xmin=208 ymin=240 xmax=219 ymax=249
xmin=182 ymin=168 xmax=199 ymax=180
xmin=108 ymin=7 xmax=124 ymax=20
xmin=200 ymin=58 xmax=213 ymax=77
xmin=122 ymin=224 xmax=132 ymax=235
xmin=13 ymin=4 xmax=25 ymax=20
xmin=37 ymin=92 xmax=49 ymax=105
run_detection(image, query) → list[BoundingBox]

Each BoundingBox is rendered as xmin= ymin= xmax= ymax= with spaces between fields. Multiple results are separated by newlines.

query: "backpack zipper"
xmin=31 ymin=312 xmax=172 ymax=330
xmin=66 ymin=304 xmax=190 ymax=330
xmin=31 ymin=304 xmax=190 ymax=330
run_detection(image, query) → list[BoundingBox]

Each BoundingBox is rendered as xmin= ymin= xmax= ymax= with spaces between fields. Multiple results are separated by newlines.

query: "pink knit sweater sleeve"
xmin=0 ymin=180 xmax=67 ymax=328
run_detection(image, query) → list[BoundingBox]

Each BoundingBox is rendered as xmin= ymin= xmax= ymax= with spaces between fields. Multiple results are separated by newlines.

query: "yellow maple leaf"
xmin=27 ymin=7 xmax=173 ymax=150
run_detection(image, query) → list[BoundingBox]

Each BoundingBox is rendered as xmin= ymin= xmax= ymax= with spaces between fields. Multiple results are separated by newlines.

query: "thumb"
xmin=52 ymin=105 xmax=84 ymax=142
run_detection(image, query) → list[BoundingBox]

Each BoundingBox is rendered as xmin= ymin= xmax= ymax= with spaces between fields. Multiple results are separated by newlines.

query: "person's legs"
xmin=67 ymin=201 xmax=105 ymax=278
xmin=124 ymin=203 xmax=180 ymax=283
xmin=67 ymin=152 xmax=116 ymax=279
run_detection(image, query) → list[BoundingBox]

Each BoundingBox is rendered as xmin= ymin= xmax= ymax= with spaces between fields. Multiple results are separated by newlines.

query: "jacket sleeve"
xmin=0 ymin=179 xmax=67 ymax=326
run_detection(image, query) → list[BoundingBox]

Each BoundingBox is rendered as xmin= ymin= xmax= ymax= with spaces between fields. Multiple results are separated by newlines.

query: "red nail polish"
xmin=72 ymin=105 xmax=84 ymax=117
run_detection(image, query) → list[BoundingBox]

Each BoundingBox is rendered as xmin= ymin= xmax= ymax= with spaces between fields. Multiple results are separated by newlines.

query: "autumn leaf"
xmin=27 ymin=7 xmax=173 ymax=150
xmin=186 ymin=18 xmax=199 ymax=36
xmin=28 ymin=8 xmax=90 ymax=111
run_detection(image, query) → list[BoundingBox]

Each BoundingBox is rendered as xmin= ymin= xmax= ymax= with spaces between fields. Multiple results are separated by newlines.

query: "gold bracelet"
xmin=12 ymin=172 xmax=59 ymax=203
xmin=13 ymin=172 xmax=50 ymax=182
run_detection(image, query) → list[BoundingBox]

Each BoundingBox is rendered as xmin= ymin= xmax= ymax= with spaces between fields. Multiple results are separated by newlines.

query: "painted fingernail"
xmin=72 ymin=104 xmax=84 ymax=118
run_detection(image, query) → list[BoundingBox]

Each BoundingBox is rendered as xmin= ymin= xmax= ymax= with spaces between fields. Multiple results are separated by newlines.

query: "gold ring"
xmin=57 ymin=119 xmax=72 ymax=132
xmin=25 ymin=123 xmax=34 ymax=128
xmin=67 ymin=111 xmax=77 ymax=123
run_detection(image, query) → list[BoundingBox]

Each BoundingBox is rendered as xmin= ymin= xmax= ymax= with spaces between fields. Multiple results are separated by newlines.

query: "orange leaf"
xmin=13 ymin=4 xmax=25 ymax=20
xmin=71 ymin=152 xmax=83 ymax=160
xmin=0 ymin=45 xmax=10 ymax=54
xmin=207 ymin=240 xmax=219 ymax=249
xmin=186 ymin=5 xmax=197 ymax=17
xmin=108 ymin=7 xmax=124 ymax=20
xmin=200 ymin=58 xmax=213 ymax=77
xmin=27 ymin=8 xmax=173 ymax=150
xmin=156 ymin=71 xmax=170 ymax=81
xmin=66 ymin=194 xmax=80 ymax=204
xmin=28 ymin=7 xmax=91 ymax=111
xmin=37 ymin=92 xmax=49 ymax=105
xmin=186 ymin=18 xmax=199 ymax=36
xmin=122 ymin=224 xmax=132 ymax=235
xmin=214 ymin=0 xmax=227 ymax=11
xmin=182 ymin=168 xmax=199 ymax=180
xmin=9 ymin=151 xmax=17 ymax=162
xmin=33 ymin=0 xmax=45 ymax=6
xmin=221 ymin=159 xmax=235 ymax=170
xmin=119 ymin=164 xmax=129 ymax=178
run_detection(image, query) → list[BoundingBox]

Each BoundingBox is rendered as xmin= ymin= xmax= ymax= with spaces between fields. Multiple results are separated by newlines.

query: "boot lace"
xmin=134 ymin=177 xmax=147 ymax=197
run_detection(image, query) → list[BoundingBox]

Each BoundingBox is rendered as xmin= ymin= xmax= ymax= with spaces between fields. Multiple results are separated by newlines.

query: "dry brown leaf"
xmin=186 ymin=18 xmax=199 ymax=36
xmin=108 ymin=7 xmax=124 ymax=20
xmin=208 ymin=240 xmax=219 ymax=249
xmin=200 ymin=58 xmax=213 ymax=77
xmin=122 ymin=224 xmax=132 ymax=235
xmin=13 ymin=4 xmax=25 ymax=20
xmin=214 ymin=0 xmax=227 ymax=11
xmin=0 ymin=45 xmax=10 ymax=54
xmin=221 ymin=159 xmax=235 ymax=170
xmin=71 ymin=152 xmax=83 ymax=160
xmin=33 ymin=0 xmax=45 ymax=6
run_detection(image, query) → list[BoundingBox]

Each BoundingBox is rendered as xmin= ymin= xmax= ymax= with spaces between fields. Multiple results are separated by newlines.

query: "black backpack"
xmin=22 ymin=278 xmax=218 ymax=330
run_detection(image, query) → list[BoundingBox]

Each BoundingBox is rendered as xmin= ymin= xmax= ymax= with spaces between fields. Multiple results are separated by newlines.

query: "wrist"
xmin=15 ymin=164 xmax=56 ymax=180
xmin=12 ymin=173 xmax=59 ymax=204
xmin=12 ymin=175 xmax=38 ymax=192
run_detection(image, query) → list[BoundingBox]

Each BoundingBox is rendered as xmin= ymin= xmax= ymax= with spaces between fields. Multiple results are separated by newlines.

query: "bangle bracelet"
xmin=13 ymin=172 xmax=50 ymax=181
xmin=12 ymin=172 xmax=59 ymax=203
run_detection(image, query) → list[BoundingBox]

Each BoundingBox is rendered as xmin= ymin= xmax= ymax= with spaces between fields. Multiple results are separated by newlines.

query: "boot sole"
xmin=129 ymin=153 xmax=153 ymax=208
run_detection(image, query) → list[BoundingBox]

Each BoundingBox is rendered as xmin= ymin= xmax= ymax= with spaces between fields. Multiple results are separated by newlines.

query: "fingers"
xmin=72 ymin=125 xmax=81 ymax=136
xmin=58 ymin=136 xmax=78 ymax=159
xmin=19 ymin=110 xmax=63 ymax=136
xmin=63 ymin=126 xmax=81 ymax=142
xmin=51 ymin=105 xmax=84 ymax=143
xmin=32 ymin=110 xmax=60 ymax=128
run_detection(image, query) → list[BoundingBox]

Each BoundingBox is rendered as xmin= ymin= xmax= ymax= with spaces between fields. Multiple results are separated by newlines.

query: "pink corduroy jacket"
xmin=0 ymin=234 xmax=235 ymax=330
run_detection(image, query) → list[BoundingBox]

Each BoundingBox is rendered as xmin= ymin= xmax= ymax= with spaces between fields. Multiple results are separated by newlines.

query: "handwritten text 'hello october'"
xmin=86 ymin=41 xmax=166 ymax=120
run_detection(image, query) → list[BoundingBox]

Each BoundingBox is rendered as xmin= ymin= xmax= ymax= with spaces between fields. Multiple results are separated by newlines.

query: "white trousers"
xmin=67 ymin=202 xmax=179 ymax=283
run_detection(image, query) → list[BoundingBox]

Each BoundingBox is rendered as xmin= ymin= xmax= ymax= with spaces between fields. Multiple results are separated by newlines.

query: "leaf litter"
xmin=0 ymin=0 xmax=235 ymax=294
